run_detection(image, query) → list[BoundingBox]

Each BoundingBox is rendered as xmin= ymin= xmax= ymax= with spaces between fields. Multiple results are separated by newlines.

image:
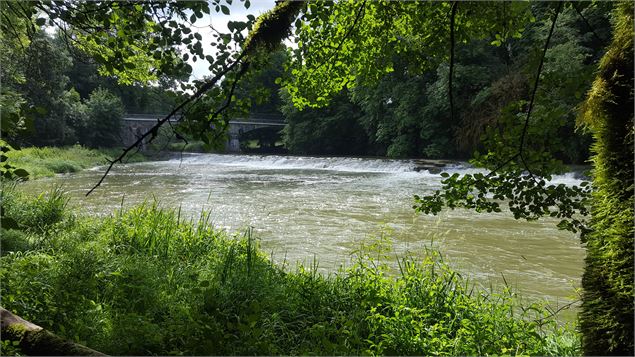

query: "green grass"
xmin=6 ymin=146 xmax=146 ymax=179
xmin=0 ymin=187 xmax=581 ymax=356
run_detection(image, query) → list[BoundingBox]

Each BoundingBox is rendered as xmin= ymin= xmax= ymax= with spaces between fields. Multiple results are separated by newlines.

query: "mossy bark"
xmin=1 ymin=307 xmax=105 ymax=356
xmin=578 ymin=2 xmax=634 ymax=355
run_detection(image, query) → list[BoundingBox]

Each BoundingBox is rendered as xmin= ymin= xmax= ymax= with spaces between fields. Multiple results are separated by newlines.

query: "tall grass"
xmin=0 ymin=188 xmax=581 ymax=356
xmin=6 ymin=145 xmax=145 ymax=179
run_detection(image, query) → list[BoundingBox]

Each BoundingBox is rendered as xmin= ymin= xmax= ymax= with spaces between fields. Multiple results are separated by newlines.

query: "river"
xmin=23 ymin=153 xmax=586 ymax=320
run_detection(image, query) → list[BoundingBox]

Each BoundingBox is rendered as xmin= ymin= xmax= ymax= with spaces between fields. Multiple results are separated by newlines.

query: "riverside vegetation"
xmin=4 ymin=146 xmax=146 ymax=179
xmin=0 ymin=186 xmax=579 ymax=356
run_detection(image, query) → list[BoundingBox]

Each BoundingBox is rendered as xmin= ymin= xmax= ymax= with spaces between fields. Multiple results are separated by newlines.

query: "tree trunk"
xmin=578 ymin=2 xmax=634 ymax=355
xmin=1 ymin=307 xmax=106 ymax=356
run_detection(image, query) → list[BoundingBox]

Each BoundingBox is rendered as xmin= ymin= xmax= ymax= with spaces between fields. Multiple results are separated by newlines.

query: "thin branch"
xmin=205 ymin=60 xmax=250 ymax=144
xmin=308 ymin=0 xmax=366 ymax=75
xmin=86 ymin=0 xmax=302 ymax=194
xmin=485 ymin=153 xmax=519 ymax=178
xmin=209 ymin=62 xmax=250 ymax=125
xmin=1 ymin=13 xmax=27 ymax=53
xmin=11 ymin=1 xmax=35 ymax=38
xmin=534 ymin=299 xmax=580 ymax=323
xmin=448 ymin=1 xmax=458 ymax=124
xmin=571 ymin=2 xmax=605 ymax=44
xmin=519 ymin=2 xmax=561 ymax=157
xmin=519 ymin=154 xmax=539 ymax=185
xmin=86 ymin=51 xmax=246 ymax=196
xmin=486 ymin=2 xmax=561 ymax=179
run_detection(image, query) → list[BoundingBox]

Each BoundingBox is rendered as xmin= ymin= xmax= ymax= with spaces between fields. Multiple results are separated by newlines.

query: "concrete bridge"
xmin=121 ymin=113 xmax=285 ymax=152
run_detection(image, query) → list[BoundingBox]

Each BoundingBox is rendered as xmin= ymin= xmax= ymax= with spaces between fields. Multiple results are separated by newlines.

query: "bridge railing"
xmin=123 ymin=112 xmax=285 ymax=124
xmin=231 ymin=113 xmax=285 ymax=124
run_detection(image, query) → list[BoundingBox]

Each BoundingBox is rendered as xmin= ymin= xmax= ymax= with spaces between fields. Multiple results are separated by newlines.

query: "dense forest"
xmin=281 ymin=3 xmax=607 ymax=160
xmin=0 ymin=1 xmax=632 ymax=356
xmin=1 ymin=2 xmax=610 ymax=162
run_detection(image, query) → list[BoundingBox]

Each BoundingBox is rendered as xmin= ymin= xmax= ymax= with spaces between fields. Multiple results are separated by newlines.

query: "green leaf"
xmin=35 ymin=18 xmax=46 ymax=26
xmin=220 ymin=5 xmax=230 ymax=15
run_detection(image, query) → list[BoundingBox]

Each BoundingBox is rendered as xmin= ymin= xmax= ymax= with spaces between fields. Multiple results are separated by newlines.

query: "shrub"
xmin=5 ymin=145 xmax=145 ymax=179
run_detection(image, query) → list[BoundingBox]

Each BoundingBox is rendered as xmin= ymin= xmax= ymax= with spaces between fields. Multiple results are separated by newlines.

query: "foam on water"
xmin=550 ymin=172 xmax=588 ymax=186
xmin=168 ymin=153 xmax=587 ymax=187
xmin=174 ymin=153 xmax=421 ymax=173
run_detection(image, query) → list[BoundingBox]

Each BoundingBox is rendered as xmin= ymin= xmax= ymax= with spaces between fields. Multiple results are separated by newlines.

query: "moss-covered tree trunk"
xmin=578 ymin=2 xmax=634 ymax=355
xmin=1 ymin=307 xmax=105 ymax=356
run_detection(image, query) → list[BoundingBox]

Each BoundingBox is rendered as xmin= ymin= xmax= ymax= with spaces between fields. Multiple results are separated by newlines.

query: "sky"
xmin=43 ymin=0 xmax=278 ymax=82
xmin=188 ymin=0 xmax=277 ymax=81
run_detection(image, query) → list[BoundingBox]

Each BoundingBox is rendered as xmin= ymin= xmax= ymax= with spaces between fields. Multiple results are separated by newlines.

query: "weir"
xmin=121 ymin=113 xmax=285 ymax=152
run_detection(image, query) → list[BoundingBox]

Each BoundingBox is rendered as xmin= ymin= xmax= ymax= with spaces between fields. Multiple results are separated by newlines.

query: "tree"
xmin=84 ymin=88 xmax=124 ymax=148
xmin=282 ymin=89 xmax=370 ymax=155
xmin=19 ymin=31 xmax=74 ymax=146
xmin=577 ymin=3 xmax=633 ymax=354
xmin=0 ymin=1 xmax=34 ymax=144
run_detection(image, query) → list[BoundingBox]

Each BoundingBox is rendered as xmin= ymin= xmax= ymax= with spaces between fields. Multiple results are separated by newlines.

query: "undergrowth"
xmin=6 ymin=146 xmax=146 ymax=179
xmin=0 ymin=186 xmax=581 ymax=355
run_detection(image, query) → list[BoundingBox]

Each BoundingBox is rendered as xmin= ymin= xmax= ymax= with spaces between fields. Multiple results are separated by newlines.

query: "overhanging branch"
xmin=307 ymin=0 xmax=366 ymax=76
xmin=489 ymin=2 xmax=562 ymax=178
xmin=449 ymin=1 xmax=458 ymax=124
xmin=86 ymin=51 xmax=246 ymax=196
xmin=86 ymin=1 xmax=304 ymax=195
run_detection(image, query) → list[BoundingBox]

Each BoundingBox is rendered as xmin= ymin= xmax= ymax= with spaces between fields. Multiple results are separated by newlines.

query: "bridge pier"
xmin=226 ymin=133 xmax=241 ymax=153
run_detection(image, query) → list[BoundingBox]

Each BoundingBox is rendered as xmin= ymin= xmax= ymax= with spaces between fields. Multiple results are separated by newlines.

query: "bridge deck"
xmin=123 ymin=118 xmax=284 ymax=125
xmin=121 ymin=114 xmax=285 ymax=152
xmin=229 ymin=121 xmax=285 ymax=126
xmin=123 ymin=113 xmax=285 ymax=125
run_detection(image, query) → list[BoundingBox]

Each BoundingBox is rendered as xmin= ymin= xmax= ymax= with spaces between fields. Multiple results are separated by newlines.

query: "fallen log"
xmin=1 ymin=307 xmax=105 ymax=356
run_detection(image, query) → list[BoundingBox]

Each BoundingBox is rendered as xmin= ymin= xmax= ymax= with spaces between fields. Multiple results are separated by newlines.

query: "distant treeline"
xmin=2 ymin=30 xmax=179 ymax=148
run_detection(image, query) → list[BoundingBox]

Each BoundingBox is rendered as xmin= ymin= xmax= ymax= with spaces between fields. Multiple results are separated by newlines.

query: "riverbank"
xmin=6 ymin=146 xmax=151 ymax=179
xmin=17 ymin=152 xmax=586 ymax=312
xmin=0 ymin=186 xmax=580 ymax=356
